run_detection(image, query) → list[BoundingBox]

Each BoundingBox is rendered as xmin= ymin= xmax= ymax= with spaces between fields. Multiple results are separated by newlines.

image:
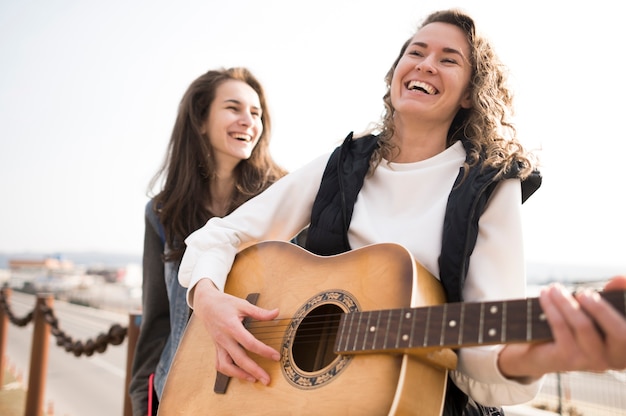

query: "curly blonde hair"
xmin=369 ymin=9 xmax=536 ymax=180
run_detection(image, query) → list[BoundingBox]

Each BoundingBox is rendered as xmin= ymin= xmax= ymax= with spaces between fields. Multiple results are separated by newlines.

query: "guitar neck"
xmin=335 ymin=290 xmax=626 ymax=354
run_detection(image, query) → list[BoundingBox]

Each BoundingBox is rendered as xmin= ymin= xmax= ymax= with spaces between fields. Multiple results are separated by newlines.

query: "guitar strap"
xmin=305 ymin=132 xmax=541 ymax=416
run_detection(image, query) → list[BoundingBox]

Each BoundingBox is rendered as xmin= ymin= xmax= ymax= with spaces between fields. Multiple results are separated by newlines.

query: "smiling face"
xmin=390 ymin=22 xmax=473 ymax=126
xmin=201 ymin=79 xmax=263 ymax=168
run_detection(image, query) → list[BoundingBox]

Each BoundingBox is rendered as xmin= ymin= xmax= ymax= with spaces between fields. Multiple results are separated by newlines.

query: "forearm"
xmin=450 ymin=346 xmax=543 ymax=406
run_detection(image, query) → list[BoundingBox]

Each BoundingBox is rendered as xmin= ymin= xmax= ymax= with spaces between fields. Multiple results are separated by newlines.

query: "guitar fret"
xmin=400 ymin=309 xmax=417 ymax=348
xmin=345 ymin=312 xmax=355 ymax=352
xmin=458 ymin=303 xmax=465 ymax=345
xmin=427 ymin=304 xmax=444 ymax=348
xmin=399 ymin=309 xmax=411 ymax=348
xmin=501 ymin=301 xmax=506 ymax=343
xmin=478 ymin=302 xmax=484 ymax=344
xmin=439 ymin=304 xmax=447 ymax=346
xmin=423 ymin=306 xmax=432 ymax=347
xmin=362 ymin=311 xmax=372 ymax=351
xmin=483 ymin=301 xmax=502 ymax=342
xmin=370 ymin=310 xmax=381 ymax=350
xmin=506 ymin=299 xmax=528 ymax=343
xmin=409 ymin=307 xmax=427 ymax=349
xmin=529 ymin=298 xmax=551 ymax=341
xmin=408 ymin=308 xmax=417 ymax=348
xmin=526 ymin=298 xmax=532 ymax=342
xmin=337 ymin=315 xmax=345 ymax=351
xmin=337 ymin=314 xmax=346 ymax=352
xmin=352 ymin=311 xmax=363 ymax=351
xmin=394 ymin=309 xmax=402 ymax=348
xmin=383 ymin=309 xmax=392 ymax=349
xmin=458 ymin=302 xmax=475 ymax=345
xmin=442 ymin=303 xmax=462 ymax=347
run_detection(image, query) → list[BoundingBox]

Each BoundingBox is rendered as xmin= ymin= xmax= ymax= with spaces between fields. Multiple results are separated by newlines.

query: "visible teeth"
xmin=232 ymin=134 xmax=251 ymax=142
xmin=407 ymin=80 xmax=437 ymax=95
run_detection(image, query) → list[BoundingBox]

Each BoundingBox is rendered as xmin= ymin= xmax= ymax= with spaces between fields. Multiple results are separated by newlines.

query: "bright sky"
xmin=1 ymin=0 xmax=625 ymax=272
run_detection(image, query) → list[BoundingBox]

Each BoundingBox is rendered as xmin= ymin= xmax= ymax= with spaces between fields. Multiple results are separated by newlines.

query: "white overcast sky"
xmin=1 ymin=0 xmax=625 ymax=271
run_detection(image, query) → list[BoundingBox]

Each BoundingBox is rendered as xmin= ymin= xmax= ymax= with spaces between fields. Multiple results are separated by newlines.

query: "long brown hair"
xmin=371 ymin=9 xmax=536 ymax=178
xmin=149 ymin=67 xmax=287 ymax=261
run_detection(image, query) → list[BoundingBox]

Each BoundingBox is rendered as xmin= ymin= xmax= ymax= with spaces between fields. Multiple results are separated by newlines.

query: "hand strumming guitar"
xmin=192 ymin=278 xmax=280 ymax=386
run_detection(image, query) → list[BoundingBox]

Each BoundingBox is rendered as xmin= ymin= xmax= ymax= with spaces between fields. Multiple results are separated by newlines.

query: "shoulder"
xmin=144 ymin=199 xmax=159 ymax=222
xmin=347 ymin=132 xmax=379 ymax=151
xmin=327 ymin=132 xmax=379 ymax=166
xmin=145 ymin=199 xmax=155 ymax=215
xmin=144 ymin=199 xmax=165 ymax=241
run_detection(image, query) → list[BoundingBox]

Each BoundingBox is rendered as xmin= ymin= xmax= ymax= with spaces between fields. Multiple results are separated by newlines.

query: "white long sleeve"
xmin=179 ymin=152 xmax=330 ymax=299
xmin=178 ymin=140 xmax=542 ymax=406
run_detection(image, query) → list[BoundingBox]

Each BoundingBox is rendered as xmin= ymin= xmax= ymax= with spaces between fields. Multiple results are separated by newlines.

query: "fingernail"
xmin=579 ymin=290 xmax=600 ymax=303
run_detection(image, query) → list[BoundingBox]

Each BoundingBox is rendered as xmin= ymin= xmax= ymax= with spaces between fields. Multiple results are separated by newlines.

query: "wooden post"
xmin=0 ymin=287 xmax=11 ymax=387
xmin=25 ymin=293 xmax=53 ymax=416
xmin=124 ymin=312 xmax=142 ymax=416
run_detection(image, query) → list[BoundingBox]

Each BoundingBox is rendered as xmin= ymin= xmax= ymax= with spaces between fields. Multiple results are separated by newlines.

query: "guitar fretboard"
xmin=335 ymin=290 xmax=626 ymax=353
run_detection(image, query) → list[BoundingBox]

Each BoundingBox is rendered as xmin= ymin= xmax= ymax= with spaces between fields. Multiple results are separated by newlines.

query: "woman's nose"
xmin=416 ymin=58 xmax=435 ymax=73
xmin=238 ymin=112 xmax=253 ymax=126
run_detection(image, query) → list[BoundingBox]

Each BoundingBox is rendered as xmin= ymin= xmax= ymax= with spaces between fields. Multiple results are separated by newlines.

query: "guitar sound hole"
xmin=292 ymin=304 xmax=342 ymax=372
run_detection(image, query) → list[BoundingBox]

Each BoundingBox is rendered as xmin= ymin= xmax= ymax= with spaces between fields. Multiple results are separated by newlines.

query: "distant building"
xmin=9 ymin=257 xmax=75 ymax=274
xmin=8 ymin=256 xmax=81 ymax=293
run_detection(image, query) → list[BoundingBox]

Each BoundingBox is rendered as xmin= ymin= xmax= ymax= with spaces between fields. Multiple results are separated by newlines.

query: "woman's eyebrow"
xmin=223 ymin=98 xmax=261 ymax=112
xmin=411 ymin=41 xmax=466 ymax=59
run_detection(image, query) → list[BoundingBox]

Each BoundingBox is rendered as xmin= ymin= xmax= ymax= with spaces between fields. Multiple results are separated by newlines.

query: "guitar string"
xmin=243 ymin=308 xmax=523 ymax=350
xmin=235 ymin=291 xmax=623 ymax=349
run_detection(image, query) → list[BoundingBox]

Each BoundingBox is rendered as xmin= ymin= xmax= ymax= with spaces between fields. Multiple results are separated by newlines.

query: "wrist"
xmin=497 ymin=344 xmax=541 ymax=384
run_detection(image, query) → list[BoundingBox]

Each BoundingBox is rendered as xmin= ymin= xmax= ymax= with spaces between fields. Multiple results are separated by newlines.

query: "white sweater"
xmin=179 ymin=140 xmax=542 ymax=406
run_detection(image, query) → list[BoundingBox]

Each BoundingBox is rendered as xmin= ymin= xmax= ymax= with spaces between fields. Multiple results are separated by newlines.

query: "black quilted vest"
xmin=305 ymin=132 xmax=541 ymax=415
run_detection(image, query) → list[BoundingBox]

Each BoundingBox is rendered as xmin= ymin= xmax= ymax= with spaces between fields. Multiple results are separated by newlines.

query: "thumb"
xmin=604 ymin=275 xmax=626 ymax=292
xmin=241 ymin=301 xmax=280 ymax=322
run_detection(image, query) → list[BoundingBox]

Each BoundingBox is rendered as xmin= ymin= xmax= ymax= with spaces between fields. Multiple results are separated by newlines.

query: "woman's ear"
xmin=460 ymin=89 xmax=472 ymax=109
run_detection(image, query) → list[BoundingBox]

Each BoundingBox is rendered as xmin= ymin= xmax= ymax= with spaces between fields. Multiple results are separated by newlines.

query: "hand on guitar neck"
xmin=498 ymin=275 xmax=626 ymax=382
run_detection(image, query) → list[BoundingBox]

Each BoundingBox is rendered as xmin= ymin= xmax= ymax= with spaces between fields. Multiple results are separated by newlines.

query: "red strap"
xmin=148 ymin=373 xmax=155 ymax=415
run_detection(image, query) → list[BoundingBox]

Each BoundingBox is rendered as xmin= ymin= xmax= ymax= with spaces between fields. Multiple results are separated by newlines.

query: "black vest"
xmin=305 ymin=133 xmax=542 ymax=415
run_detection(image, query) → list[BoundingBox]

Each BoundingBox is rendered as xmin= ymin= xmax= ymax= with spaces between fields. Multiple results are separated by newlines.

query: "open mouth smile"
xmin=406 ymin=80 xmax=438 ymax=95
xmin=231 ymin=133 xmax=253 ymax=142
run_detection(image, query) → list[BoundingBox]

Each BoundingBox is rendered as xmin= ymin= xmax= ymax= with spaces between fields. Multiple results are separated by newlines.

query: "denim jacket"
xmin=129 ymin=200 xmax=190 ymax=416
xmin=153 ymin=257 xmax=188 ymax=399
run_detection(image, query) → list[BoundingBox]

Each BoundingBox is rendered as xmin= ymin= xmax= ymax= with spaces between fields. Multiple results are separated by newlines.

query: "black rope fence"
xmin=0 ymin=287 xmax=128 ymax=357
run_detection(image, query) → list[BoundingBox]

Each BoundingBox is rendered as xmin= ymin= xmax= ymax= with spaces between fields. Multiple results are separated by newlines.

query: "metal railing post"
xmin=0 ymin=287 xmax=11 ymax=387
xmin=24 ymin=293 xmax=53 ymax=416
xmin=124 ymin=312 xmax=141 ymax=416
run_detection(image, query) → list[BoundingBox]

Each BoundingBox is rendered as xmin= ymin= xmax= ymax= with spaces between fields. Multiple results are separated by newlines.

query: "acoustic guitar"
xmin=158 ymin=241 xmax=625 ymax=416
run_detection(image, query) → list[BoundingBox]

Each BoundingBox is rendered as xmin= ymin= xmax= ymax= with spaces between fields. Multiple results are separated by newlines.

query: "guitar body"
xmin=159 ymin=241 xmax=451 ymax=416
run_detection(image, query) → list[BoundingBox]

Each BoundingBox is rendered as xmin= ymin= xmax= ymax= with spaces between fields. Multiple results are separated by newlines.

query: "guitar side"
xmin=159 ymin=241 xmax=450 ymax=416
